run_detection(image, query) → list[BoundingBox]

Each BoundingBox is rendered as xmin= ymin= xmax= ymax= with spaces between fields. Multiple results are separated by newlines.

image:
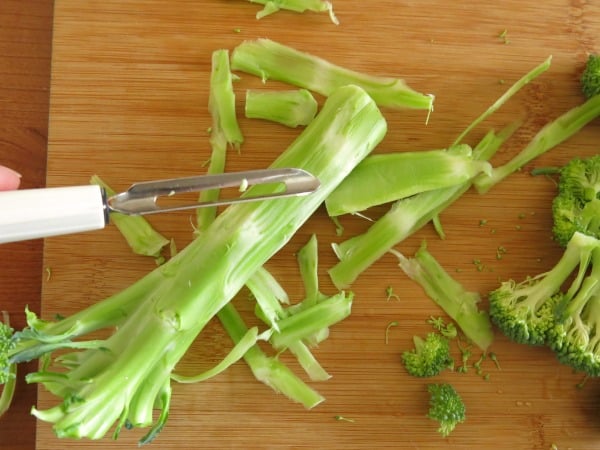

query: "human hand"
xmin=0 ymin=165 xmax=21 ymax=191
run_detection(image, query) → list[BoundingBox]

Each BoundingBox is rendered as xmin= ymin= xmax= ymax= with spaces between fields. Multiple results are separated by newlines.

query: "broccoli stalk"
xmin=89 ymin=175 xmax=169 ymax=258
xmin=489 ymin=231 xmax=600 ymax=346
xmin=328 ymin=122 xmax=517 ymax=289
xmin=246 ymin=0 xmax=339 ymax=24
xmin=0 ymin=85 xmax=387 ymax=443
xmin=230 ymin=38 xmax=434 ymax=112
xmin=324 ymin=144 xmax=492 ymax=217
xmin=245 ymin=89 xmax=318 ymax=128
xmin=581 ymin=54 xmax=600 ymax=99
xmin=474 ymin=93 xmax=600 ymax=194
xmin=197 ymin=49 xmax=244 ymax=232
xmin=327 ymin=56 xmax=553 ymax=288
xmin=392 ymin=242 xmax=494 ymax=351
xmin=426 ymin=383 xmax=466 ymax=437
xmin=552 ymin=155 xmax=600 ymax=246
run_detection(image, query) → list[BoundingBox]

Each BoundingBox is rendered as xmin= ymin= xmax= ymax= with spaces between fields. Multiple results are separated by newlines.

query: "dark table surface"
xmin=0 ymin=1 xmax=53 ymax=448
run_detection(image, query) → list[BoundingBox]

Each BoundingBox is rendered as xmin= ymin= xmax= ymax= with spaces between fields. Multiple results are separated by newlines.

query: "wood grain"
xmin=34 ymin=1 xmax=600 ymax=448
xmin=0 ymin=1 xmax=53 ymax=449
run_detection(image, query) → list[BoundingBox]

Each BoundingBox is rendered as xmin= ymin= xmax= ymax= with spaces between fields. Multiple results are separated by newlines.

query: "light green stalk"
xmin=231 ymin=38 xmax=434 ymax=111
xmin=474 ymin=93 xmax=600 ymax=193
xmin=14 ymin=85 xmax=386 ymax=442
xmin=197 ymin=49 xmax=243 ymax=230
xmin=391 ymin=242 xmax=494 ymax=351
xmin=328 ymin=123 xmax=518 ymax=289
xmin=90 ymin=175 xmax=169 ymax=258
xmin=247 ymin=0 xmax=338 ymax=24
xmin=245 ymin=89 xmax=318 ymax=127
xmin=325 ymin=144 xmax=491 ymax=217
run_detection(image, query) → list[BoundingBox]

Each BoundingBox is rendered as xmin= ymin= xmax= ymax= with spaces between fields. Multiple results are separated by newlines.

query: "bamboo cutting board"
xmin=37 ymin=1 xmax=600 ymax=448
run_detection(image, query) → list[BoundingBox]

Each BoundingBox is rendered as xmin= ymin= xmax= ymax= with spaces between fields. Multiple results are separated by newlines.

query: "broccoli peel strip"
xmin=474 ymin=93 xmax=600 ymax=194
xmin=392 ymin=242 xmax=494 ymax=351
xmin=3 ymin=85 xmax=387 ymax=441
xmin=325 ymin=144 xmax=492 ymax=217
xmin=230 ymin=38 xmax=434 ymax=112
xmin=245 ymin=89 xmax=318 ymax=128
xmin=248 ymin=0 xmax=339 ymax=24
xmin=328 ymin=122 xmax=518 ymax=289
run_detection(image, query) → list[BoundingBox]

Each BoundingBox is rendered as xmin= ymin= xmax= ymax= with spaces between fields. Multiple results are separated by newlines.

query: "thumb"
xmin=0 ymin=165 xmax=22 ymax=191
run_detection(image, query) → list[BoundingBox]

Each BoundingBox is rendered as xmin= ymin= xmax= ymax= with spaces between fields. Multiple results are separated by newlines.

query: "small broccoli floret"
xmin=552 ymin=155 xmax=600 ymax=247
xmin=546 ymin=246 xmax=600 ymax=376
xmin=581 ymin=54 xmax=600 ymax=99
xmin=0 ymin=320 xmax=15 ymax=385
xmin=426 ymin=383 xmax=466 ymax=437
xmin=401 ymin=332 xmax=454 ymax=377
xmin=489 ymin=231 xmax=600 ymax=345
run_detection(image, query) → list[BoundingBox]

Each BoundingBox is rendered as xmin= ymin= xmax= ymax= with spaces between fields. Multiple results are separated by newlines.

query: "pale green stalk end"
xmin=245 ymin=89 xmax=318 ymax=127
xmin=90 ymin=175 xmax=169 ymax=258
xmin=250 ymin=0 xmax=339 ymax=24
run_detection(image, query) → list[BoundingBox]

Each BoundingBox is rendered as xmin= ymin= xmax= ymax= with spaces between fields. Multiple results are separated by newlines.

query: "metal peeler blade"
xmin=107 ymin=168 xmax=321 ymax=215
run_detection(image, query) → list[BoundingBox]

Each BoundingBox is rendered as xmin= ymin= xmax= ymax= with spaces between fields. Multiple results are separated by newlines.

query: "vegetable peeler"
xmin=0 ymin=168 xmax=320 ymax=244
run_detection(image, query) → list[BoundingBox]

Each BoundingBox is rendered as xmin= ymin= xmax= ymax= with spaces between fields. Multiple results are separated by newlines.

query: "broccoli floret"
xmin=489 ymin=231 xmax=600 ymax=345
xmin=401 ymin=332 xmax=454 ymax=377
xmin=426 ymin=383 xmax=466 ymax=437
xmin=552 ymin=155 xmax=600 ymax=247
xmin=581 ymin=54 xmax=600 ymax=99
xmin=546 ymin=246 xmax=600 ymax=376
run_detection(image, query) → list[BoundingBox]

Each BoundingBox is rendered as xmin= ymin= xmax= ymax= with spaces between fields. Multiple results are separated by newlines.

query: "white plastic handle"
xmin=0 ymin=185 xmax=108 ymax=244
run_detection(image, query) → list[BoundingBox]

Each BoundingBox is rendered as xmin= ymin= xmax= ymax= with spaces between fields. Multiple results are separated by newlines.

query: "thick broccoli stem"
xmin=325 ymin=144 xmax=491 ymax=217
xmin=245 ymin=89 xmax=318 ymax=128
xmin=231 ymin=38 xmax=434 ymax=111
xmin=25 ymin=85 xmax=386 ymax=441
xmin=392 ymin=242 xmax=494 ymax=351
xmin=89 ymin=175 xmax=169 ymax=258
xmin=474 ymin=93 xmax=600 ymax=194
xmin=328 ymin=123 xmax=517 ymax=289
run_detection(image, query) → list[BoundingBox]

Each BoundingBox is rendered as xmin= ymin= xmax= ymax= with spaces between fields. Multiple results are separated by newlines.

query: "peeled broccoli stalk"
xmin=581 ymin=54 xmax=600 ymax=99
xmin=328 ymin=122 xmax=518 ymax=289
xmin=474 ymin=93 xmax=600 ymax=194
xmin=489 ymin=231 xmax=600 ymax=346
xmin=552 ymin=155 xmax=600 ymax=246
xmin=231 ymin=38 xmax=434 ymax=111
xmin=2 ymin=85 xmax=386 ymax=442
xmin=325 ymin=144 xmax=492 ymax=217
xmin=90 ymin=175 xmax=169 ymax=258
xmin=247 ymin=0 xmax=338 ymax=24
xmin=427 ymin=383 xmax=466 ymax=437
xmin=392 ymin=242 xmax=494 ymax=351
xmin=401 ymin=333 xmax=454 ymax=377
xmin=245 ymin=89 xmax=318 ymax=128
xmin=547 ymin=247 xmax=600 ymax=376
xmin=197 ymin=49 xmax=244 ymax=231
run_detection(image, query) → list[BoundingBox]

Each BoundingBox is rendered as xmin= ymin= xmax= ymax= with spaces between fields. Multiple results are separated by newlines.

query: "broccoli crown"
xmin=0 ymin=321 xmax=15 ymax=384
xmin=546 ymin=249 xmax=600 ymax=376
xmin=488 ymin=279 xmax=559 ymax=345
xmin=552 ymin=155 xmax=600 ymax=247
xmin=426 ymin=383 xmax=466 ymax=437
xmin=401 ymin=332 xmax=453 ymax=377
xmin=581 ymin=54 xmax=600 ymax=99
